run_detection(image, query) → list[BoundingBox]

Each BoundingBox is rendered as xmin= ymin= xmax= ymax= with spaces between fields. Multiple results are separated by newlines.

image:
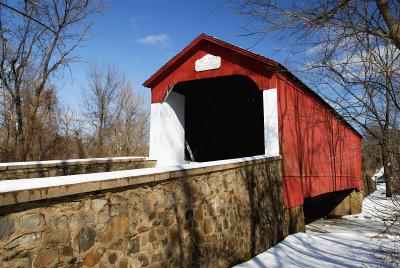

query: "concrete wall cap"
xmin=0 ymin=155 xmax=281 ymax=206
xmin=0 ymin=156 xmax=148 ymax=170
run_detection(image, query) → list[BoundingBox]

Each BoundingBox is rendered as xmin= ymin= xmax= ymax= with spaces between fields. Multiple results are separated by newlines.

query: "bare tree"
xmin=82 ymin=62 xmax=149 ymax=157
xmin=309 ymin=34 xmax=400 ymax=196
xmin=83 ymin=62 xmax=119 ymax=156
xmin=112 ymin=80 xmax=149 ymax=156
xmin=228 ymin=0 xmax=400 ymax=197
xmin=228 ymin=1 xmax=400 ymax=54
xmin=0 ymin=0 xmax=104 ymax=161
xmin=52 ymin=105 xmax=88 ymax=159
xmin=0 ymin=76 xmax=62 ymax=161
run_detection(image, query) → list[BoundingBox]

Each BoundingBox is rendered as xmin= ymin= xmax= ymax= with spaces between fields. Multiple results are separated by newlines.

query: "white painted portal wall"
xmin=149 ymin=86 xmax=279 ymax=166
xmin=149 ymin=91 xmax=185 ymax=166
xmin=263 ymin=88 xmax=280 ymax=157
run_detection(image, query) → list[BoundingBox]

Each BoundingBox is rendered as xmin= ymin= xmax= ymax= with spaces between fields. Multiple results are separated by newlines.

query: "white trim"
xmin=149 ymin=103 xmax=161 ymax=160
xmin=149 ymin=91 xmax=185 ymax=166
xmin=263 ymin=89 xmax=280 ymax=157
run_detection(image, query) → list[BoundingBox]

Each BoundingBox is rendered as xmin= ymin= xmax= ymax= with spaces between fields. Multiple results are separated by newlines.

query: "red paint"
xmin=277 ymin=75 xmax=362 ymax=207
xmin=143 ymin=34 xmax=363 ymax=208
xmin=143 ymin=34 xmax=278 ymax=103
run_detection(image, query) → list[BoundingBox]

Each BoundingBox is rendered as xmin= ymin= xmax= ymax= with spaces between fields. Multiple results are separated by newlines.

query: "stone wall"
xmin=328 ymin=174 xmax=378 ymax=216
xmin=0 ymin=156 xmax=304 ymax=267
xmin=0 ymin=157 xmax=156 ymax=180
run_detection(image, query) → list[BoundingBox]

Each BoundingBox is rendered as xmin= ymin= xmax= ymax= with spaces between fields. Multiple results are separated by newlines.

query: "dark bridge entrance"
xmin=174 ymin=75 xmax=264 ymax=162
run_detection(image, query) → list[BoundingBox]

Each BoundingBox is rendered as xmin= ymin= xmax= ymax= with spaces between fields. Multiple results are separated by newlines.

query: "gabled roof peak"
xmin=143 ymin=33 xmax=278 ymax=89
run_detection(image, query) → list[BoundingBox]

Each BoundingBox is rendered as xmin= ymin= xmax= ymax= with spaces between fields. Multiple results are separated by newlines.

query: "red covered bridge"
xmin=143 ymin=34 xmax=363 ymax=209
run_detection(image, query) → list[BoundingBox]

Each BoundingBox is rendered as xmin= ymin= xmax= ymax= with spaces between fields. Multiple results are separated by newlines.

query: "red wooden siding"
xmin=144 ymin=34 xmax=277 ymax=103
xmin=277 ymin=74 xmax=362 ymax=207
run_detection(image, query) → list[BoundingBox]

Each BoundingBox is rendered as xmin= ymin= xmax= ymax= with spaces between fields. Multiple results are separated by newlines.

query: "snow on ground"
xmin=234 ymin=232 xmax=396 ymax=268
xmin=344 ymin=183 xmax=400 ymax=222
xmin=371 ymin=167 xmax=385 ymax=182
xmin=234 ymin=182 xmax=400 ymax=268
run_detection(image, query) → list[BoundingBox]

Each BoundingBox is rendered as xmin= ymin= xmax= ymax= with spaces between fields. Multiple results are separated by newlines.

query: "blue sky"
xmin=59 ymin=1 xmax=285 ymax=111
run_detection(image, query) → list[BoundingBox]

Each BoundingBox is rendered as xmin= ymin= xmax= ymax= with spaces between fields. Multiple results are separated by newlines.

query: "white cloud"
xmin=137 ymin=34 xmax=170 ymax=47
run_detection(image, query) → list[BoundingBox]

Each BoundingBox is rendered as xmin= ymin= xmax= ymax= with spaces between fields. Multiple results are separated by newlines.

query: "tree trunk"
xmin=376 ymin=0 xmax=400 ymax=50
xmin=382 ymin=143 xmax=393 ymax=197
xmin=14 ymin=93 xmax=25 ymax=159
xmin=19 ymin=90 xmax=42 ymax=161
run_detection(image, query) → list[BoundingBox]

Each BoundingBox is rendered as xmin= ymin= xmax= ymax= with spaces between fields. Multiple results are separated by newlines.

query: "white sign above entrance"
xmin=195 ymin=54 xmax=221 ymax=72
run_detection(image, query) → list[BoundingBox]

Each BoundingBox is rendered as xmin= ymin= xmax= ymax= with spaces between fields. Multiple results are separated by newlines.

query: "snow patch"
xmin=234 ymin=232 xmax=396 ymax=268
xmin=237 ymin=180 xmax=400 ymax=267
xmin=371 ymin=167 xmax=384 ymax=182
xmin=343 ymin=183 xmax=397 ymax=222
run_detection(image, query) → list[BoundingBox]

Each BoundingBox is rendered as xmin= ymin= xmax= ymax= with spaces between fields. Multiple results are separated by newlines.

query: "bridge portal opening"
xmin=173 ymin=75 xmax=265 ymax=162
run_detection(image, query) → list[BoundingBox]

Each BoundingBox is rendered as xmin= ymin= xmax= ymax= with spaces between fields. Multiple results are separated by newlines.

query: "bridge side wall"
xmin=0 ymin=157 xmax=156 ymax=181
xmin=277 ymin=74 xmax=363 ymax=208
xmin=0 ymin=156 xmax=304 ymax=268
